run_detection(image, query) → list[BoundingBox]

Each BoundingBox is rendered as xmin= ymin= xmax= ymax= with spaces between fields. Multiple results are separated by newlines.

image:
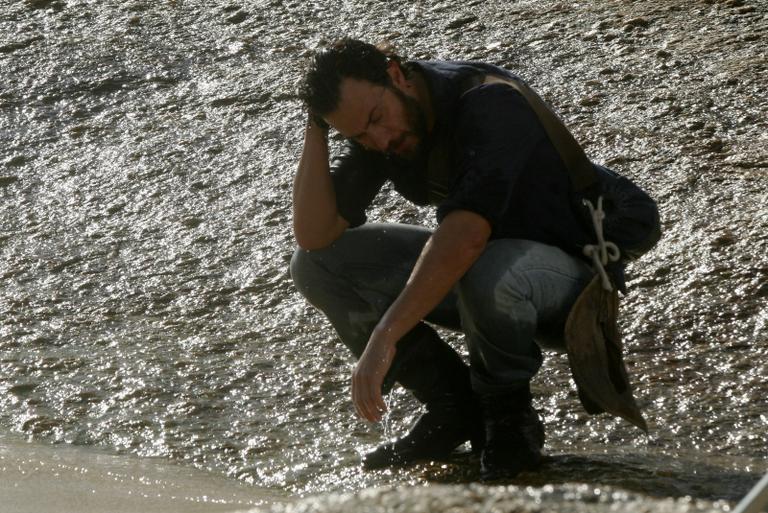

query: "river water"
xmin=1 ymin=0 xmax=766 ymax=510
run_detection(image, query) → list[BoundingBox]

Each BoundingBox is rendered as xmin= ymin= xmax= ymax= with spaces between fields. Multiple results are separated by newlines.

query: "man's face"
xmin=324 ymin=77 xmax=427 ymax=160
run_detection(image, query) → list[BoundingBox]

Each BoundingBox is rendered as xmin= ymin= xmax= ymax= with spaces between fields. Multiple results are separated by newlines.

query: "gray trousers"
xmin=290 ymin=223 xmax=593 ymax=394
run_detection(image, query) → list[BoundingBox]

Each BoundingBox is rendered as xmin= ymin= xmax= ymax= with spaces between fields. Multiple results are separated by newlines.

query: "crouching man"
xmin=290 ymin=38 xmax=654 ymax=479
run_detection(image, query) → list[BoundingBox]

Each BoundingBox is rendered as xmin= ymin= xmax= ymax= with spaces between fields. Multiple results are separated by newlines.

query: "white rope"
xmin=582 ymin=196 xmax=621 ymax=291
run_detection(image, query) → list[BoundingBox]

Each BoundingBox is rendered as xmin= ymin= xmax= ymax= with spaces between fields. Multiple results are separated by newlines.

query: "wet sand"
xmin=0 ymin=433 xmax=282 ymax=513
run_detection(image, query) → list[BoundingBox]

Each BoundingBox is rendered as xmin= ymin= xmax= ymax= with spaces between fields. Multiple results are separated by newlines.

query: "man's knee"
xmin=458 ymin=260 xmax=529 ymax=321
xmin=289 ymin=247 xmax=327 ymax=301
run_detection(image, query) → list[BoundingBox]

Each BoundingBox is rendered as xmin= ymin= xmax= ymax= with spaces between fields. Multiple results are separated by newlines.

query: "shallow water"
xmin=1 ymin=0 xmax=767 ymax=509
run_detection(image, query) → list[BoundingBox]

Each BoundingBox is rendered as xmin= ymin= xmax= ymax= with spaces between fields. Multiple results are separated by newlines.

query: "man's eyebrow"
xmin=349 ymin=105 xmax=376 ymax=140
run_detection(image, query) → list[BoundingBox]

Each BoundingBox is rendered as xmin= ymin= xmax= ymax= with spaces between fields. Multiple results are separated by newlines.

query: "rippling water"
xmin=1 ymin=0 xmax=766 ymax=508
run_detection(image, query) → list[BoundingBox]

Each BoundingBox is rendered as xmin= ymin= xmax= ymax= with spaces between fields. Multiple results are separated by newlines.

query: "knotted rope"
xmin=582 ymin=196 xmax=621 ymax=291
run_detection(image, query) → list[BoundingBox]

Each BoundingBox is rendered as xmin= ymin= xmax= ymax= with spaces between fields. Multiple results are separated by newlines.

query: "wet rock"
xmin=579 ymin=95 xmax=603 ymax=107
xmin=711 ymin=230 xmax=736 ymax=248
xmin=0 ymin=176 xmax=20 ymax=188
xmin=106 ymin=202 xmax=126 ymax=215
xmin=592 ymin=20 xmax=611 ymax=31
xmin=69 ymin=125 xmax=88 ymax=138
xmin=21 ymin=415 xmax=63 ymax=434
xmin=50 ymin=255 xmax=85 ymax=273
xmin=251 ymin=484 xmax=725 ymax=513
xmin=0 ymin=35 xmax=44 ymax=54
xmin=445 ymin=15 xmax=478 ymax=30
xmin=25 ymin=0 xmax=64 ymax=10
xmin=210 ymin=96 xmax=240 ymax=107
xmin=225 ymin=10 xmax=248 ymax=24
xmin=624 ymin=16 xmax=651 ymax=30
xmin=704 ymin=138 xmax=726 ymax=153
xmin=125 ymin=2 xmax=148 ymax=12
xmin=5 ymin=155 xmax=29 ymax=167
xmin=650 ymin=94 xmax=676 ymax=103
xmin=182 ymin=216 xmax=204 ymax=229
xmin=9 ymin=383 xmax=38 ymax=396
xmin=90 ymin=75 xmax=135 ymax=95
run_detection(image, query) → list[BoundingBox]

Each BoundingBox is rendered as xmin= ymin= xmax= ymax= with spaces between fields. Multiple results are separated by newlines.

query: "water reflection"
xmin=1 ymin=0 xmax=767 ymax=508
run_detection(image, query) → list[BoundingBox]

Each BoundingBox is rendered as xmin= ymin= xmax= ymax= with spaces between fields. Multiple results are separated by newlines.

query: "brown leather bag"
xmin=483 ymin=74 xmax=650 ymax=432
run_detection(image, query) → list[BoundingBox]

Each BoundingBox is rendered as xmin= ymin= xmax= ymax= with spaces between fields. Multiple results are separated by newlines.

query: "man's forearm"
xmin=292 ymin=120 xmax=348 ymax=249
xmin=372 ymin=210 xmax=492 ymax=346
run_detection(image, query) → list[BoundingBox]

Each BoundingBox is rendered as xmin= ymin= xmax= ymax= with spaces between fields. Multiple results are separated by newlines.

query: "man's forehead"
xmin=328 ymin=78 xmax=379 ymax=135
xmin=337 ymin=78 xmax=379 ymax=111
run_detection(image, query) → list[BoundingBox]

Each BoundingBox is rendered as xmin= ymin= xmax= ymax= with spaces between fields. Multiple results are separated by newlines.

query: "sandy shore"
xmin=1 ymin=430 xmax=727 ymax=513
xmin=0 ymin=433 xmax=282 ymax=513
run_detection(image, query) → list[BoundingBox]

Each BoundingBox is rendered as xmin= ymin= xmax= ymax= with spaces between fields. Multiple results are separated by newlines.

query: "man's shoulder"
xmin=456 ymin=82 xmax=535 ymax=124
xmin=408 ymin=59 xmax=514 ymax=82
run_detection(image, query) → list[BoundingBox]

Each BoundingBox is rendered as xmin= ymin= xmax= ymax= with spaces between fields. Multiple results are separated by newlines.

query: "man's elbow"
xmin=456 ymin=232 xmax=489 ymax=262
xmin=294 ymin=235 xmax=333 ymax=251
xmin=441 ymin=210 xmax=492 ymax=258
xmin=293 ymin=218 xmax=347 ymax=250
xmin=293 ymin=229 xmax=332 ymax=251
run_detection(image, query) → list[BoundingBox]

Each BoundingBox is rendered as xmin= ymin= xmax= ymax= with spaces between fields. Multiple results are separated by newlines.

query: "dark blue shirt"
xmin=329 ymin=60 xmax=596 ymax=257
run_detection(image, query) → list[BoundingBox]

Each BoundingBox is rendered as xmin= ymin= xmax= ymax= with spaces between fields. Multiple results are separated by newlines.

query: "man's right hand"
xmin=308 ymin=111 xmax=329 ymax=132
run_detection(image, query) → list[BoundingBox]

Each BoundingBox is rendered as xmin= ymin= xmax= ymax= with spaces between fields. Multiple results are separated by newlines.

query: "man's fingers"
xmin=352 ymin=373 xmax=374 ymax=422
xmin=373 ymin=389 xmax=387 ymax=414
xmin=360 ymin=386 xmax=380 ymax=422
xmin=352 ymin=373 xmax=386 ymax=422
xmin=352 ymin=375 xmax=368 ymax=420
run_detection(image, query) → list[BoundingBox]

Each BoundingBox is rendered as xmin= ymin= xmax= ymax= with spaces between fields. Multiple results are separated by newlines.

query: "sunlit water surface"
xmin=1 ymin=0 xmax=766 ymax=508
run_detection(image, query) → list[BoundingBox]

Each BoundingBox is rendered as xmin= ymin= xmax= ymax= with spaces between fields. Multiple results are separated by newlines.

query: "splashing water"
xmin=382 ymin=388 xmax=398 ymax=441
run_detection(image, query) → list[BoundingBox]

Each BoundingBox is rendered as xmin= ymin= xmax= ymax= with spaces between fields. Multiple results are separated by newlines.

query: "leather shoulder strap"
xmin=481 ymin=75 xmax=596 ymax=192
xmin=426 ymin=72 xmax=598 ymax=203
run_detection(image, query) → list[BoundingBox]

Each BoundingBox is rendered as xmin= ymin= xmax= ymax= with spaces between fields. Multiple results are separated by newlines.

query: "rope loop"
xmin=582 ymin=196 xmax=621 ymax=291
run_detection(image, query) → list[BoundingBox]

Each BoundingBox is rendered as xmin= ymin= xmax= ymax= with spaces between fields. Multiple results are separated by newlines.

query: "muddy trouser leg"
xmin=455 ymin=238 xmax=593 ymax=478
xmin=289 ymin=222 xmax=482 ymax=466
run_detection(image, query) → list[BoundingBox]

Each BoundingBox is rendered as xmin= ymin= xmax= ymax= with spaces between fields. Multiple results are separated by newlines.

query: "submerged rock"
xmin=248 ymin=484 xmax=725 ymax=513
xmin=0 ymin=176 xmax=20 ymax=187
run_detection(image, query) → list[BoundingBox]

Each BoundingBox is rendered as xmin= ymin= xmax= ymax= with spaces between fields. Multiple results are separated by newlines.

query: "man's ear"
xmin=385 ymin=60 xmax=408 ymax=89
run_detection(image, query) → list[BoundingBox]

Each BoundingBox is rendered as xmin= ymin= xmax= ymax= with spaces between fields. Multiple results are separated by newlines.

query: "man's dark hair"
xmin=300 ymin=38 xmax=404 ymax=118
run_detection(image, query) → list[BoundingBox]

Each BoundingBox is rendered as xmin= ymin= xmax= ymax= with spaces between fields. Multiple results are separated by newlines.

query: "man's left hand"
xmin=352 ymin=333 xmax=396 ymax=422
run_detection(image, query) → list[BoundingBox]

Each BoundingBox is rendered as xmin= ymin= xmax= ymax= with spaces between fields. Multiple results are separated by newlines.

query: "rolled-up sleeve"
xmin=330 ymin=142 xmax=389 ymax=227
xmin=436 ymin=83 xmax=546 ymax=231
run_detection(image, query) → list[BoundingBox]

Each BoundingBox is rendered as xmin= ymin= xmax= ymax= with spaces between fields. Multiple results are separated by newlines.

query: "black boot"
xmin=363 ymin=324 xmax=484 ymax=469
xmin=479 ymin=385 xmax=545 ymax=480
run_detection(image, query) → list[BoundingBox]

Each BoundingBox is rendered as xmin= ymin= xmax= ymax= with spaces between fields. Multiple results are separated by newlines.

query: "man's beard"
xmin=387 ymin=85 xmax=428 ymax=161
